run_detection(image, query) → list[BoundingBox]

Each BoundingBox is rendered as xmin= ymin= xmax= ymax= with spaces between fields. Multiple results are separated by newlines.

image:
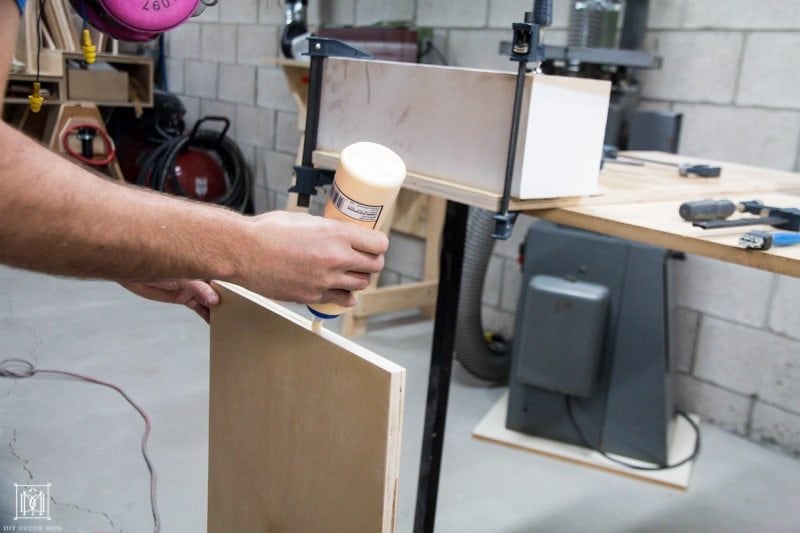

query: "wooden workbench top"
xmin=314 ymin=150 xmax=800 ymax=211
xmin=534 ymin=192 xmax=800 ymax=277
xmin=314 ymin=150 xmax=800 ymax=277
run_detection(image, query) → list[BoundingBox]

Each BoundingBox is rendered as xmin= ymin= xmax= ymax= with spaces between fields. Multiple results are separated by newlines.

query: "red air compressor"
xmin=115 ymin=93 xmax=252 ymax=212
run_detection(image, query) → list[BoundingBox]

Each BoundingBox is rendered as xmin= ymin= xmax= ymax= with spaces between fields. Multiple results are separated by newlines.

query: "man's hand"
xmin=0 ymin=4 xmax=391 ymax=321
xmin=122 ymin=280 xmax=220 ymax=323
xmin=236 ymin=210 xmax=389 ymax=308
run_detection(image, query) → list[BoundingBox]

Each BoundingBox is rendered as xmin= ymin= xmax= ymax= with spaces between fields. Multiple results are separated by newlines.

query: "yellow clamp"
xmin=28 ymin=82 xmax=44 ymax=113
xmin=81 ymin=29 xmax=97 ymax=65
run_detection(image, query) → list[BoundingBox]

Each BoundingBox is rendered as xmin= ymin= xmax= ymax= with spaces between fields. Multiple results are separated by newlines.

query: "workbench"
xmin=314 ymin=149 xmax=800 ymax=532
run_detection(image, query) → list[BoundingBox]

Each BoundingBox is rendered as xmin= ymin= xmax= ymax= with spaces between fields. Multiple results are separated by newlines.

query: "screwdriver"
xmin=623 ymin=155 xmax=722 ymax=178
xmin=739 ymin=230 xmax=800 ymax=251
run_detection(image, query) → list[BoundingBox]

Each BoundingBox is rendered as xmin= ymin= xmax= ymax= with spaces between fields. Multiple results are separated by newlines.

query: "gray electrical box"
xmin=514 ymin=276 xmax=609 ymax=398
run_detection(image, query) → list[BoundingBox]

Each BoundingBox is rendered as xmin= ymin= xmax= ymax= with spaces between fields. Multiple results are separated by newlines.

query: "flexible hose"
xmin=136 ymin=130 xmax=252 ymax=213
xmin=454 ymin=208 xmax=512 ymax=383
xmin=61 ymin=123 xmax=116 ymax=167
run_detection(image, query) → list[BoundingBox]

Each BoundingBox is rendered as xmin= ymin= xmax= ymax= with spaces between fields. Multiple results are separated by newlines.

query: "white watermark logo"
xmin=14 ymin=484 xmax=50 ymax=521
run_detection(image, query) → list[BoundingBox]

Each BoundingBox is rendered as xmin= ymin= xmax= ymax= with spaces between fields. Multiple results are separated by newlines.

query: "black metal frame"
xmin=289 ymin=6 xmax=552 ymax=530
xmin=412 ymin=201 xmax=470 ymax=533
xmin=492 ymin=7 xmax=551 ymax=241
xmin=290 ymin=37 xmax=372 ymax=207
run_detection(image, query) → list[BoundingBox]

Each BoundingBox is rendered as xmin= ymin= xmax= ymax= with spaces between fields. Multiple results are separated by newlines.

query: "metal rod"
xmin=302 ymin=54 xmax=324 ymax=169
xmin=499 ymin=60 xmax=528 ymax=218
xmin=620 ymin=0 xmax=650 ymax=51
xmin=413 ymin=201 xmax=469 ymax=533
xmin=294 ymin=54 xmax=325 ymax=207
xmin=620 ymin=154 xmax=677 ymax=168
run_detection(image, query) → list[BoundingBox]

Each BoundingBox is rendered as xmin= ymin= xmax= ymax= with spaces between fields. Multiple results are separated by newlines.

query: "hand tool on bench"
xmin=623 ymin=154 xmax=721 ymax=178
xmin=739 ymin=230 xmax=800 ymax=251
xmin=603 ymin=146 xmax=721 ymax=177
xmin=679 ymin=199 xmax=800 ymax=231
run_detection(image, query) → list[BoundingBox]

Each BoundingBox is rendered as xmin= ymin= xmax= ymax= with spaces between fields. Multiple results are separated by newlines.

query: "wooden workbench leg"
xmin=107 ymin=158 xmax=126 ymax=182
xmin=340 ymin=274 xmax=379 ymax=338
xmin=419 ymin=197 xmax=446 ymax=319
xmin=340 ymin=204 xmax=397 ymax=337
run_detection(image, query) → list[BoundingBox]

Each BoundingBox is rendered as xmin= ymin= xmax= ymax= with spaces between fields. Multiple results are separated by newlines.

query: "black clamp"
xmin=679 ymin=198 xmax=800 ymax=232
xmin=493 ymin=1 xmax=552 ymax=240
xmin=289 ymin=165 xmax=334 ymax=200
xmin=509 ymin=15 xmax=547 ymax=64
xmin=290 ymin=37 xmax=373 ymax=207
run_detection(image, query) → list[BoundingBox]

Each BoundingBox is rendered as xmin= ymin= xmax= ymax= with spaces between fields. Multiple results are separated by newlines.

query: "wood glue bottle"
xmin=309 ymin=142 xmax=407 ymax=331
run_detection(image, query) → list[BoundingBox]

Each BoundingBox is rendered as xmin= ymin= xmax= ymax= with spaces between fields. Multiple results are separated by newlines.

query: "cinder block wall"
xmin=166 ymin=0 xmax=800 ymax=455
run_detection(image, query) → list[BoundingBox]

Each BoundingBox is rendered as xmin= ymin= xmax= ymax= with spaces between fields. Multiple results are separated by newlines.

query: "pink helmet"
xmin=69 ymin=0 xmax=200 ymax=41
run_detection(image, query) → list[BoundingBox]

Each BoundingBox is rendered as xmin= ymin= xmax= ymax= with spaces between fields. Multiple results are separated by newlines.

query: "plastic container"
xmin=308 ymin=141 xmax=407 ymax=323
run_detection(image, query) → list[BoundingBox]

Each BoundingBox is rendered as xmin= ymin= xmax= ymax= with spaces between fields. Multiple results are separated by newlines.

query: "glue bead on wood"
xmin=308 ymin=142 xmax=407 ymax=321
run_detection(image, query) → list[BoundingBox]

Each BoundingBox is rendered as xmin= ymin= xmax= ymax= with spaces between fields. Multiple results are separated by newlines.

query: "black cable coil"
xmin=136 ymin=116 xmax=252 ymax=213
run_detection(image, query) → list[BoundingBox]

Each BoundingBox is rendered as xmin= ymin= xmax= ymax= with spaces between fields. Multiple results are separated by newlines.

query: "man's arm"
xmin=0 ymin=3 xmax=387 ymax=308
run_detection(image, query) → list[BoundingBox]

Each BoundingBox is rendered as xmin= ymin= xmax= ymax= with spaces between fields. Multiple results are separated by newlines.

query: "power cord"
xmin=28 ymin=0 xmax=47 ymax=112
xmin=565 ymin=395 xmax=701 ymax=471
xmin=136 ymin=117 xmax=252 ymax=212
xmin=0 ymin=358 xmax=160 ymax=533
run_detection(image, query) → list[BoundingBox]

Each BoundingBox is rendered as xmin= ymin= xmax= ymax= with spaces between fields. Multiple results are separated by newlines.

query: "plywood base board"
xmin=208 ymin=282 xmax=405 ymax=532
xmin=473 ymin=391 xmax=697 ymax=491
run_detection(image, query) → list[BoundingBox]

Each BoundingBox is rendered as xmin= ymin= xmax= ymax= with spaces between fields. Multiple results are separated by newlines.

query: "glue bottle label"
xmin=328 ymin=182 xmax=383 ymax=228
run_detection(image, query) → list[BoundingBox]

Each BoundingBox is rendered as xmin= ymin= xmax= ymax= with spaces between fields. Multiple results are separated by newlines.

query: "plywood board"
xmin=208 ymin=282 xmax=405 ymax=532
xmin=533 ymin=191 xmax=800 ymax=278
xmin=314 ymin=150 xmax=800 ymax=213
xmin=317 ymin=58 xmax=609 ymax=200
xmin=473 ymin=392 xmax=697 ymax=491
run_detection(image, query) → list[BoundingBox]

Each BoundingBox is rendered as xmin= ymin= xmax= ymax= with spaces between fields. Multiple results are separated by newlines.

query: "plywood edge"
xmin=473 ymin=392 xmax=697 ymax=491
xmin=328 ymin=55 xmax=518 ymax=77
xmin=213 ymin=281 xmax=406 ymax=376
xmin=383 ymin=369 xmax=405 ymax=533
xmin=533 ymin=72 xmax=612 ymax=96
xmin=313 ymin=150 xmax=503 ymax=210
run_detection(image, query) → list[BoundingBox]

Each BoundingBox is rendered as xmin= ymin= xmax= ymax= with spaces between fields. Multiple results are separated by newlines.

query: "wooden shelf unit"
xmin=4 ymin=72 xmax=65 ymax=106
xmin=5 ymin=53 xmax=153 ymax=109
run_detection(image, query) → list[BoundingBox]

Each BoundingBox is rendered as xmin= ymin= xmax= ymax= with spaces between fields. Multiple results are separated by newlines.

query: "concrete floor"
xmin=1 ymin=266 xmax=799 ymax=532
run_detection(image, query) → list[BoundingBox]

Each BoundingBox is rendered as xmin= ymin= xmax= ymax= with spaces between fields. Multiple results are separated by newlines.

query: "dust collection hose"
xmin=454 ymin=208 xmax=513 ymax=383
